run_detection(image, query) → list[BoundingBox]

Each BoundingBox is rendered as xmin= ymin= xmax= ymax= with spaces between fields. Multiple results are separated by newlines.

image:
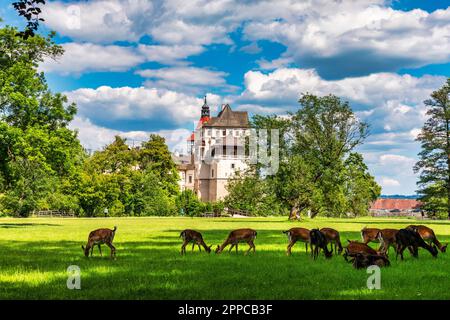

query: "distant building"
xmin=173 ymin=97 xmax=250 ymax=202
xmin=369 ymin=198 xmax=423 ymax=217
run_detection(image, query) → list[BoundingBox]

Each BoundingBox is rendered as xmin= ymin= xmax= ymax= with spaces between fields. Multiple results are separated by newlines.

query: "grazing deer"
xmin=343 ymin=240 xmax=385 ymax=262
xmin=320 ymin=227 xmax=343 ymax=255
xmin=180 ymin=229 xmax=212 ymax=255
xmin=215 ymin=228 xmax=257 ymax=255
xmin=376 ymin=229 xmax=399 ymax=256
xmin=406 ymin=225 xmax=447 ymax=253
xmin=82 ymin=226 xmax=117 ymax=258
xmin=361 ymin=227 xmax=381 ymax=244
xmin=282 ymin=227 xmax=310 ymax=256
xmin=309 ymin=229 xmax=333 ymax=259
xmin=395 ymin=228 xmax=438 ymax=260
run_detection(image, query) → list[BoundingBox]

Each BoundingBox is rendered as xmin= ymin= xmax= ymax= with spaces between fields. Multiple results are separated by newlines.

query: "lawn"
xmin=0 ymin=216 xmax=449 ymax=300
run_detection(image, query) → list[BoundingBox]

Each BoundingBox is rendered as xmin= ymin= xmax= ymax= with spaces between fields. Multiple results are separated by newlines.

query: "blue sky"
xmin=1 ymin=0 xmax=450 ymax=195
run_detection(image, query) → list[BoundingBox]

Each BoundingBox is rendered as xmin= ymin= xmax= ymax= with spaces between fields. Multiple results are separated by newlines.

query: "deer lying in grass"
xmin=82 ymin=226 xmax=117 ymax=258
xmin=320 ymin=227 xmax=343 ymax=255
xmin=309 ymin=229 xmax=333 ymax=259
xmin=352 ymin=252 xmax=390 ymax=269
xmin=180 ymin=229 xmax=212 ymax=255
xmin=406 ymin=225 xmax=447 ymax=253
xmin=361 ymin=227 xmax=381 ymax=244
xmin=282 ymin=227 xmax=310 ymax=256
xmin=343 ymin=240 xmax=385 ymax=262
xmin=376 ymin=229 xmax=399 ymax=256
xmin=215 ymin=228 xmax=257 ymax=255
xmin=395 ymin=228 xmax=438 ymax=260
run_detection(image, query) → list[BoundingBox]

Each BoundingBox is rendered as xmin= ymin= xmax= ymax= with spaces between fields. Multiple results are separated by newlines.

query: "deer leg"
xmin=90 ymin=246 xmax=94 ymax=257
xmin=286 ymin=239 xmax=296 ymax=256
xmin=98 ymin=244 xmax=102 ymax=257
xmin=106 ymin=242 xmax=116 ymax=259
xmin=305 ymin=241 xmax=308 ymax=253
xmin=245 ymin=242 xmax=252 ymax=255
xmin=181 ymin=240 xmax=189 ymax=255
xmin=192 ymin=242 xmax=195 ymax=251
xmin=229 ymin=243 xmax=235 ymax=253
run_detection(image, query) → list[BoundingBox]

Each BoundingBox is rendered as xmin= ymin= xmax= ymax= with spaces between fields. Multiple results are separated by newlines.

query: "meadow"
xmin=0 ymin=216 xmax=449 ymax=300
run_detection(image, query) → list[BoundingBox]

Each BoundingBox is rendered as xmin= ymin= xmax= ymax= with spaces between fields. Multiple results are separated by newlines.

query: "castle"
xmin=174 ymin=97 xmax=250 ymax=202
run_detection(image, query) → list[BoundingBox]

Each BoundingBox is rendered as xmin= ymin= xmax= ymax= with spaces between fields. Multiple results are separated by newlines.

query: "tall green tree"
xmin=414 ymin=78 xmax=450 ymax=219
xmin=0 ymin=25 xmax=84 ymax=216
xmin=230 ymin=93 xmax=376 ymax=219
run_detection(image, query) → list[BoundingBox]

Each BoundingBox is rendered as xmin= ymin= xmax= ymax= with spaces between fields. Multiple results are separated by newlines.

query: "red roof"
xmin=370 ymin=198 xmax=422 ymax=210
xmin=186 ymin=116 xmax=210 ymax=141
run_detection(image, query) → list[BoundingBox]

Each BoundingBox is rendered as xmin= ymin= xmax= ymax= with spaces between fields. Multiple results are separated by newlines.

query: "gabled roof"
xmin=203 ymin=104 xmax=249 ymax=128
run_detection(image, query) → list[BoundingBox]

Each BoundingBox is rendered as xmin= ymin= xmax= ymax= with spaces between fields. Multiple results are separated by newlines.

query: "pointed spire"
xmin=201 ymin=94 xmax=210 ymax=118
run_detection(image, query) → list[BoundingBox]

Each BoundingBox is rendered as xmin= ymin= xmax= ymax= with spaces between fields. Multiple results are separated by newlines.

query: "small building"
xmin=173 ymin=97 xmax=250 ymax=202
xmin=369 ymin=198 xmax=423 ymax=217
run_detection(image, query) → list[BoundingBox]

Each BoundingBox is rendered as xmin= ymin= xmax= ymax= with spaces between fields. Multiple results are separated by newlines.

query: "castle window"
xmin=188 ymin=175 xmax=192 ymax=184
xmin=211 ymin=169 xmax=214 ymax=178
xmin=222 ymin=130 xmax=226 ymax=136
xmin=231 ymin=163 xmax=235 ymax=169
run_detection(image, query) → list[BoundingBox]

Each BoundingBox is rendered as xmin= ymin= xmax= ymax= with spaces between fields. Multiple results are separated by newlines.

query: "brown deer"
xmin=180 ymin=229 xmax=212 ymax=255
xmin=283 ymin=227 xmax=310 ymax=256
xmin=361 ymin=227 xmax=381 ymax=244
xmin=320 ymin=227 xmax=343 ymax=255
xmin=82 ymin=226 xmax=117 ymax=258
xmin=395 ymin=228 xmax=438 ymax=260
xmin=215 ymin=228 xmax=257 ymax=255
xmin=343 ymin=240 xmax=385 ymax=262
xmin=376 ymin=229 xmax=399 ymax=256
xmin=407 ymin=225 xmax=447 ymax=253
xmin=309 ymin=229 xmax=333 ymax=259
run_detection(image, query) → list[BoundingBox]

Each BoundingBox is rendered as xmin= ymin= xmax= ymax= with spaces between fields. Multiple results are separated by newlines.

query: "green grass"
xmin=0 ymin=216 xmax=449 ymax=299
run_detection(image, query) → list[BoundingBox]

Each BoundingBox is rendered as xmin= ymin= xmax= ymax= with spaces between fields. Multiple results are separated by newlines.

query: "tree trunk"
xmin=288 ymin=206 xmax=298 ymax=220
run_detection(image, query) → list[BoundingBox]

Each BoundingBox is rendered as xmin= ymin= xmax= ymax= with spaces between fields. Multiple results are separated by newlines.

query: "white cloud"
xmin=379 ymin=177 xmax=401 ymax=187
xmin=42 ymin=1 xmax=450 ymax=78
xmin=243 ymin=4 xmax=450 ymax=74
xmin=66 ymin=85 xmax=222 ymax=126
xmin=71 ymin=116 xmax=191 ymax=153
xmin=43 ymin=0 xmax=151 ymax=43
xmin=136 ymin=67 xmax=229 ymax=91
xmin=41 ymin=43 xmax=144 ymax=74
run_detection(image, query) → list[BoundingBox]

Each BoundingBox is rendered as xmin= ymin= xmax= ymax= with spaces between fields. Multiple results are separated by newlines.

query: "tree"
xmin=343 ymin=153 xmax=381 ymax=216
xmin=138 ymin=134 xmax=180 ymax=195
xmin=414 ymin=78 xmax=450 ymax=219
xmin=228 ymin=93 xmax=376 ymax=219
xmin=12 ymin=0 xmax=47 ymax=39
xmin=0 ymin=25 xmax=85 ymax=216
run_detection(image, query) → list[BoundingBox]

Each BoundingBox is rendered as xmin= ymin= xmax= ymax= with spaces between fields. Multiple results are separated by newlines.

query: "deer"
xmin=82 ymin=226 xmax=117 ymax=259
xmin=395 ymin=228 xmax=438 ymax=260
xmin=376 ymin=229 xmax=399 ymax=256
xmin=282 ymin=227 xmax=310 ymax=256
xmin=309 ymin=229 xmax=333 ymax=260
xmin=352 ymin=252 xmax=390 ymax=269
xmin=320 ymin=227 xmax=343 ymax=255
xmin=361 ymin=227 xmax=381 ymax=244
xmin=406 ymin=225 xmax=447 ymax=253
xmin=215 ymin=228 xmax=257 ymax=255
xmin=180 ymin=229 xmax=212 ymax=255
xmin=343 ymin=240 xmax=385 ymax=262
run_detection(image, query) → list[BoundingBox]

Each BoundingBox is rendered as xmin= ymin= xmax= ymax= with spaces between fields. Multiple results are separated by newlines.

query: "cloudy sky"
xmin=1 ymin=0 xmax=450 ymax=195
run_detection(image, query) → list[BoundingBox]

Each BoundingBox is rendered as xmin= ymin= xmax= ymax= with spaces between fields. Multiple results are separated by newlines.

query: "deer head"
xmin=81 ymin=245 xmax=90 ymax=257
